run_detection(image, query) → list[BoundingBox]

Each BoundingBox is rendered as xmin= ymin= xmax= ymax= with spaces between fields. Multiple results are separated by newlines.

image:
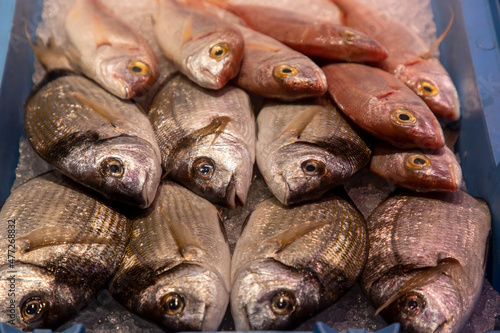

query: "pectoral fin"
xmin=278 ymin=106 xmax=322 ymax=139
xmin=91 ymin=14 xmax=112 ymax=48
xmin=181 ymin=15 xmax=194 ymax=46
xmin=71 ymin=92 xmax=127 ymax=128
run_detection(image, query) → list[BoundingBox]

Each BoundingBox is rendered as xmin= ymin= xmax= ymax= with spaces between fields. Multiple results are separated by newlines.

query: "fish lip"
xmin=432 ymin=318 xmax=450 ymax=333
xmin=225 ymin=175 xmax=246 ymax=209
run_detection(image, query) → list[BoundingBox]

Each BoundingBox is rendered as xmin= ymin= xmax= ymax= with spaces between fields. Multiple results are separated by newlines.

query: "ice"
xmin=11 ymin=137 xmax=53 ymax=190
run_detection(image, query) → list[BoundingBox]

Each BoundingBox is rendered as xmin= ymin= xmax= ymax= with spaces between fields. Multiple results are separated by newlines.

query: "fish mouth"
xmin=432 ymin=318 xmax=452 ymax=333
xmin=226 ymin=175 xmax=246 ymax=209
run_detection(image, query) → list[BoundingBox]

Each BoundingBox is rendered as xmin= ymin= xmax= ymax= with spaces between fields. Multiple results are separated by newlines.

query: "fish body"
xmin=24 ymin=72 xmax=162 ymax=208
xmin=361 ymin=191 xmax=491 ymax=332
xmin=109 ymin=181 xmax=231 ymax=332
xmin=149 ymin=74 xmax=255 ymax=208
xmin=331 ymin=0 xmax=460 ymax=121
xmin=0 ymin=172 xmax=129 ymax=330
xmin=370 ymin=141 xmax=462 ymax=192
xmin=154 ymin=0 xmax=244 ymax=89
xmin=231 ymin=193 xmax=367 ymax=330
xmin=323 ymin=63 xmax=445 ymax=149
xmin=256 ymin=97 xmax=371 ymax=205
xmin=64 ymin=0 xmax=159 ymax=99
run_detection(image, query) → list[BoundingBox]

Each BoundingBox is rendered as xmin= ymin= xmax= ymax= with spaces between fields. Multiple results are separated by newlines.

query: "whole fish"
xmin=149 ymin=74 xmax=255 ymax=208
xmin=361 ymin=191 xmax=491 ymax=332
xmin=0 ymin=172 xmax=129 ymax=331
xmin=24 ymin=71 xmax=162 ymax=208
xmin=323 ymin=63 xmax=445 ymax=149
xmin=153 ymin=0 xmax=244 ymax=90
xmin=109 ymin=180 xmax=231 ymax=332
xmin=64 ymin=0 xmax=159 ymax=99
xmin=256 ymin=96 xmax=371 ymax=205
xmin=331 ymin=0 xmax=460 ymax=121
xmin=231 ymin=193 xmax=367 ymax=330
xmin=370 ymin=141 xmax=462 ymax=192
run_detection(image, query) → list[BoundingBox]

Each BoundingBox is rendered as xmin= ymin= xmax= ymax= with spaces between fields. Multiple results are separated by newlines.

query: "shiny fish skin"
xmin=231 ymin=193 xmax=367 ymax=330
xmin=109 ymin=181 xmax=231 ymax=332
xmin=0 ymin=172 xmax=129 ymax=331
xmin=154 ymin=0 xmax=244 ymax=90
xmin=256 ymin=97 xmax=371 ymax=205
xmin=24 ymin=73 xmax=162 ymax=208
xmin=331 ymin=0 xmax=460 ymax=121
xmin=370 ymin=141 xmax=462 ymax=192
xmin=323 ymin=63 xmax=445 ymax=149
xmin=149 ymin=74 xmax=255 ymax=208
xmin=361 ymin=191 xmax=491 ymax=333
xmin=64 ymin=0 xmax=159 ymax=99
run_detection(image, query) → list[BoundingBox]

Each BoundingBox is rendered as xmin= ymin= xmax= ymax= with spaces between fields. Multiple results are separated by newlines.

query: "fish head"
xmin=231 ymin=259 xmax=325 ymax=331
xmin=64 ymin=136 xmax=162 ymax=208
xmin=396 ymin=58 xmax=460 ymax=122
xmin=269 ymin=61 xmax=328 ymax=100
xmin=335 ymin=27 xmax=388 ymax=62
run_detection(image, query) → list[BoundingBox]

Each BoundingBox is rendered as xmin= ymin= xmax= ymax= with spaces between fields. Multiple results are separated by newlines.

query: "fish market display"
xmin=149 ymin=74 xmax=255 ymax=208
xmin=109 ymin=180 xmax=231 ymax=332
xmin=231 ymin=192 xmax=367 ymax=330
xmin=24 ymin=72 xmax=162 ymax=208
xmin=331 ymin=0 xmax=461 ymax=121
xmin=370 ymin=141 xmax=462 ymax=192
xmin=0 ymin=172 xmax=129 ymax=331
xmin=154 ymin=0 xmax=244 ymax=90
xmin=64 ymin=0 xmax=159 ymax=99
xmin=361 ymin=191 xmax=491 ymax=332
xmin=256 ymin=96 xmax=371 ymax=205
xmin=323 ymin=63 xmax=445 ymax=149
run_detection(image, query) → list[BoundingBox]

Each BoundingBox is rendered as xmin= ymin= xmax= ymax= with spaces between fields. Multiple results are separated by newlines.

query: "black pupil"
xmin=282 ymin=68 xmax=293 ymax=74
xmin=306 ymin=164 xmax=316 ymax=172
xmin=215 ymin=49 xmax=224 ymax=56
xmin=199 ymin=164 xmax=212 ymax=175
xmin=132 ymin=66 xmax=142 ymax=73
xmin=168 ymin=297 xmax=181 ymax=310
xmin=399 ymin=113 xmax=411 ymax=121
xmin=275 ymin=297 xmax=288 ymax=309
xmin=407 ymin=299 xmax=419 ymax=310
xmin=109 ymin=164 xmax=121 ymax=174
xmin=414 ymin=158 xmax=426 ymax=165
xmin=26 ymin=302 xmax=39 ymax=315
xmin=423 ymin=85 xmax=433 ymax=92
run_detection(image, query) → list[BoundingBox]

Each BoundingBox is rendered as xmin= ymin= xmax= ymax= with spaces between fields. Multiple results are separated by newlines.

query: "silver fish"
xmin=0 ymin=172 xmax=129 ymax=331
xmin=24 ymin=72 xmax=162 ymax=208
xmin=361 ymin=191 xmax=491 ymax=332
xmin=149 ymin=74 xmax=255 ymax=208
xmin=109 ymin=180 xmax=231 ymax=332
xmin=256 ymin=97 xmax=371 ymax=205
xmin=231 ymin=192 xmax=367 ymax=330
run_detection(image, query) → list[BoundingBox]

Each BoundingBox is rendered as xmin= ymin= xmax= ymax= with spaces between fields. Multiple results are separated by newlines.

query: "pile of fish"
xmin=0 ymin=0 xmax=493 ymax=332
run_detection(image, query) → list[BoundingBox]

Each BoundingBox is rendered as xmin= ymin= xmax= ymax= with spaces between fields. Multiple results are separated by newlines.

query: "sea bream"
xmin=63 ymin=0 xmax=159 ymax=99
xmin=109 ymin=180 xmax=231 ymax=332
xmin=24 ymin=71 xmax=162 ymax=208
xmin=0 ymin=172 xmax=129 ymax=331
xmin=231 ymin=192 xmax=367 ymax=330
xmin=361 ymin=191 xmax=491 ymax=332
xmin=256 ymin=96 xmax=371 ymax=205
xmin=149 ymin=74 xmax=255 ymax=208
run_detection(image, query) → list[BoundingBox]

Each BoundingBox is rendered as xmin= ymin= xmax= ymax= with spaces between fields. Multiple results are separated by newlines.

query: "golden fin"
xmin=181 ymin=15 xmax=194 ymax=46
xmin=209 ymin=116 xmax=231 ymax=145
xmin=245 ymin=41 xmax=282 ymax=52
xmin=278 ymin=106 xmax=322 ymax=139
xmin=91 ymin=14 xmax=112 ymax=48
xmin=265 ymin=219 xmax=330 ymax=254
xmin=71 ymin=92 xmax=124 ymax=127
xmin=421 ymin=4 xmax=454 ymax=59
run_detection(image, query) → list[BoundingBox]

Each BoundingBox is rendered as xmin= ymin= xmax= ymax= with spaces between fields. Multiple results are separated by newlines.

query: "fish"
xmin=63 ymin=0 xmax=159 ymax=99
xmin=149 ymin=74 xmax=255 ymax=208
xmin=153 ymin=0 xmax=244 ymax=90
xmin=256 ymin=96 xmax=371 ymax=205
xmin=323 ymin=63 xmax=445 ymax=149
xmin=0 ymin=171 xmax=129 ymax=331
xmin=231 ymin=192 xmax=367 ymax=330
xmin=24 ymin=71 xmax=162 ymax=208
xmin=369 ymin=141 xmax=462 ymax=192
xmin=361 ymin=191 xmax=491 ymax=332
xmin=331 ymin=0 xmax=460 ymax=121
xmin=108 ymin=180 xmax=231 ymax=332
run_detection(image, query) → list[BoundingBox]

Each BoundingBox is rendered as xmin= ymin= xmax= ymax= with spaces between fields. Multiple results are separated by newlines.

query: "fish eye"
xmin=101 ymin=158 xmax=125 ymax=178
xmin=406 ymin=154 xmax=431 ymax=170
xmin=398 ymin=293 xmax=425 ymax=316
xmin=391 ymin=108 xmax=417 ymax=127
xmin=21 ymin=296 xmax=48 ymax=323
xmin=210 ymin=43 xmax=230 ymax=60
xmin=341 ymin=29 xmax=360 ymax=42
xmin=273 ymin=65 xmax=299 ymax=79
xmin=192 ymin=157 xmax=215 ymax=180
xmin=128 ymin=60 xmax=149 ymax=75
xmin=161 ymin=293 xmax=185 ymax=315
xmin=417 ymin=80 xmax=438 ymax=97
xmin=301 ymin=159 xmax=325 ymax=176
xmin=271 ymin=291 xmax=296 ymax=315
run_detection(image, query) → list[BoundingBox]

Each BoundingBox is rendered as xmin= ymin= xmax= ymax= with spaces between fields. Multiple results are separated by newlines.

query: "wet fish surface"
xmin=256 ymin=96 xmax=371 ymax=205
xmin=109 ymin=180 xmax=231 ymax=332
xmin=231 ymin=192 xmax=367 ymax=330
xmin=24 ymin=72 xmax=162 ymax=208
xmin=323 ymin=63 xmax=445 ymax=149
xmin=0 ymin=171 xmax=129 ymax=331
xmin=149 ymin=74 xmax=255 ymax=208
xmin=361 ymin=191 xmax=491 ymax=332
